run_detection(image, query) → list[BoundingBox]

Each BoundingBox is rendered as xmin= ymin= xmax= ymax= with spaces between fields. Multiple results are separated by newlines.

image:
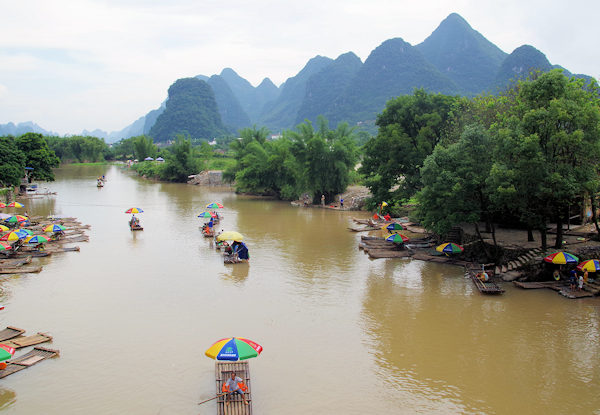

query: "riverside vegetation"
xmin=2 ymin=70 xmax=599 ymax=260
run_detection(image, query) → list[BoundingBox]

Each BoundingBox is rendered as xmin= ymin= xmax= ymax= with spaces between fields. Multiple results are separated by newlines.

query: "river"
xmin=0 ymin=164 xmax=598 ymax=414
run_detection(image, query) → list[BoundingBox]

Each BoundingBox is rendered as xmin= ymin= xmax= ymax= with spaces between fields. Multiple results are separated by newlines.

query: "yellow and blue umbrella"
xmin=26 ymin=235 xmax=50 ymax=244
xmin=0 ymin=225 xmax=9 ymax=232
xmin=4 ymin=215 xmax=28 ymax=224
xmin=0 ymin=230 xmax=30 ymax=241
xmin=7 ymin=202 xmax=24 ymax=208
xmin=436 ymin=242 xmax=464 ymax=254
xmin=197 ymin=211 xmax=216 ymax=219
xmin=577 ymin=259 xmax=600 ymax=272
xmin=544 ymin=252 xmax=578 ymax=264
xmin=43 ymin=224 xmax=66 ymax=233
xmin=125 ymin=208 xmax=143 ymax=214
xmin=205 ymin=337 xmax=263 ymax=361
xmin=0 ymin=242 xmax=12 ymax=252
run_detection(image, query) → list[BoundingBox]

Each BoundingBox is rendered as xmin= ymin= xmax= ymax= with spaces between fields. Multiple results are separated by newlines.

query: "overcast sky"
xmin=1 ymin=0 xmax=599 ymax=135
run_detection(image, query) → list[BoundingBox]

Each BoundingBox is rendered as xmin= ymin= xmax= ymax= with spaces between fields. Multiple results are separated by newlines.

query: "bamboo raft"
xmin=0 ymin=256 xmax=32 ymax=267
xmin=468 ymin=271 xmax=505 ymax=294
xmin=0 ymin=347 xmax=59 ymax=379
xmin=0 ymin=327 xmax=25 ymax=342
xmin=215 ymin=361 xmax=252 ymax=415
xmin=130 ymin=224 xmax=143 ymax=231
xmin=0 ymin=266 xmax=43 ymax=274
xmin=2 ymin=332 xmax=52 ymax=349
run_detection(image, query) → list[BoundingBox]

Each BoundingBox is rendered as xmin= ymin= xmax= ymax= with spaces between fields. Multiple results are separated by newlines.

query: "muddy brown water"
xmin=0 ymin=164 xmax=598 ymax=414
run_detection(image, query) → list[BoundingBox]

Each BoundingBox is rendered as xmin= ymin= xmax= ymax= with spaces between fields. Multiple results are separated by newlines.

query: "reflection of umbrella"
xmin=0 ymin=344 xmax=15 ymax=362
xmin=26 ymin=235 xmax=50 ymax=244
xmin=197 ymin=211 xmax=216 ymax=219
xmin=386 ymin=233 xmax=409 ymax=244
xmin=206 ymin=202 xmax=224 ymax=209
xmin=43 ymin=224 xmax=66 ymax=233
xmin=436 ymin=242 xmax=464 ymax=254
xmin=0 ymin=242 xmax=12 ymax=252
xmin=0 ymin=225 xmax=8 ymax=232
xmin=7 ymin=202 xmax=24 ymax=208
xmin=4 ymin=215 xmax=28 ymax=224
xmin=544 ymin=252 xmax=579 ymax=264
xmin=205 ymin=337 xmax=263 ymax=361
xmin=0 ymin=230 xmax=29 ymax=241
xmin=383 ymin=223 xmax=405 ymax=231
xmin=125 ymin=208 xmax=144 ymax=214
xmin=217 ymin=231 xmax=244 ymax=242
xmin=577 ymin=259 xmax=600 ymax=272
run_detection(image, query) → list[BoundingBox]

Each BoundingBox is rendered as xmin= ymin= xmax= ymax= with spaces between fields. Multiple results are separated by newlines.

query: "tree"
xmin=360 ymin=89 xmax=463 ymax=205
xmin=489 ymin=70 xmax=600 ymax=249
xmin=418 ymin=124 xmax=498 ymax=259
xmin=131 ymin=135 xmax=157 ymax=161
xmin=0 ymin=137 xmax=26 ymax=187
xmin=14 ymin=133 xmax=60 ymax=181
xmin=160 ymin=136 xmax=200 ymax=182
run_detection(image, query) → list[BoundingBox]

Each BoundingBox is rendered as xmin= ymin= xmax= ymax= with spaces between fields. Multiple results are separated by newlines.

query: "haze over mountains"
xmin=3 ymin=13 xmax=592 ymax=142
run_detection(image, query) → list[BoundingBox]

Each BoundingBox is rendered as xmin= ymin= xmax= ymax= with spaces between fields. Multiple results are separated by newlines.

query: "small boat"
xmin=469 ymin=270 xmax=504 ymax=294
xmin=130 ymin=223 xmax=143 ymax=231
xmin=97 ymin=181 xmax=104 ymax=188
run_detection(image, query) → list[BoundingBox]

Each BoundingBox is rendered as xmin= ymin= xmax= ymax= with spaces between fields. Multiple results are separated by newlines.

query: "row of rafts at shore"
xmin=0 ymin=215 xmax=91 ymax=378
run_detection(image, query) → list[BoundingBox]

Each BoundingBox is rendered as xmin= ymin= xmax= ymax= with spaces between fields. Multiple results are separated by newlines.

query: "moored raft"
xmin=215 ymin=361 xmax=252 ymax=415
xmin=468 ymin=270 xmax=505 ymax=294
xmin=2 ymin=332 xmax=52 ymax=349
xmin=0 ymin=326 xmax=25 ymax=342
xmin=0 ymin=347 xmax=59 ymax=379
xmin=0 ymin=266 xmax=43 ymax=274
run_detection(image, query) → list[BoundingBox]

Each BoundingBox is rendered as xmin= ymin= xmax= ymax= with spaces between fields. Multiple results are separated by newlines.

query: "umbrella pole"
xmin=198 ymin=392 xmax=226 ymax=405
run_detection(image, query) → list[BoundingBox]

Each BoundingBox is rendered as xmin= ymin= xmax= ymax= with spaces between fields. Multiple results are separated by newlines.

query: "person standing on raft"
xmin=225 ymin=372 xmax=248 ymax=406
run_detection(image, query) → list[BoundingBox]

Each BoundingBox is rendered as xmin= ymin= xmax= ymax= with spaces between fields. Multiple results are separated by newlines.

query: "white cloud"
xmin=0 ymin=0 xmax=598 ymax=134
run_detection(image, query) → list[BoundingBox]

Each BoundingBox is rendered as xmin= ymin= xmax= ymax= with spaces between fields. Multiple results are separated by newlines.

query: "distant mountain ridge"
xmin=5 ymin=13 xmax=594 ymax=142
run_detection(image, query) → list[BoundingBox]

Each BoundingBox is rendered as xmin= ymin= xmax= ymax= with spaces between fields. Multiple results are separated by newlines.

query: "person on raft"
xmin=225 ymin=372 xmax=248 ymax=406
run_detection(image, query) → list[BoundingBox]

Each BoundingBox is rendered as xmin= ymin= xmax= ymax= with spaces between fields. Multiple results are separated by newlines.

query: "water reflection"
xmin=0 ymin=388 xmax=16 ymax=410
xmin=220 ymin=263 xmax=250 ymax=285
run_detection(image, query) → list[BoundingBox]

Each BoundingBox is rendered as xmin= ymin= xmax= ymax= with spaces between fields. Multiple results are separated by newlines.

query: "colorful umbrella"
xmin=0 ymin=225 xmax=8 ymax=232
xmin=0 ymin=230 xmax=30 ymax=241
xmin=383 ymin=223 xmax=405 ymax=231
xmin=216 ymin=231 xmax=244 ymax=242
xmin=197 ymin=211 xmax=217 ymax=219
xmin=206 ymin=202 xmax=224 ymax=209
xmin=386 ymin=233 xmax=409 ymax=243
xmin=43 ymin=224 xmax=66 ymax=233
xmin=0 ymin=203 xmax=5 ymax=208
xmin=0 ymin=344 xmax=15 ymax=362
xmin=0 ymin=242 xmax=12 ymax=252
xmin=125 ymin=208 xmax=143 ymax=214
xmin=25 ymin=235 xmax=50 ymax=244
xmin=544 ymin=252 xmax=579 ymax=265
xmin=577 ymin=259 xmax=600 ymax=272
xmin=205 ymin=337 xmax=263 ymax=361
xmin=7 ymin=202 xmax=24 ymax=208
xmin=4 ymin=215 xmax=28 ymax=224
xmin=436 ymin=242 xmax=464 ymax=254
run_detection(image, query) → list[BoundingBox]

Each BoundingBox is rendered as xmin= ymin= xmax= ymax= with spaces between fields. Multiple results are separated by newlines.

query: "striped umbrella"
xmin=577 ymin=259 xmax=600 ymax=272
xmin=383 ymin=223 xmax=405 ymax=231
xmin=0 ymin=242 xmax=12 ymax=252
xmin=4 ymin=215 xmax=28 ymax=224
xmin=43 ymin=224 xmax=66 ymax=233
xmin=0 ymin=230 xmax=30 ymax=241
xmin=0 ymin=344 xmax=15 ymax=362
xmin=206 ymin=202 xmax=224 ymax=209
xmin=198 ymin=211 xmax=217 ymax=219
xmin=205 ymin=337 xmax=263 ymax=361
xmin=544 ymin=252 xmax=579 ymax=264
xmin=26 ymin=235 xmax=50 ymax=244
xmin=0 ymin=225 xmax=8 ymax=232
xmin=436 ymin=242 xmax=464 ymax=254
xmin=7 ymin=202 xmax=24 ymax=208
xmin=386 ymin=233 xmax=410 ymax=244
xmin=0 ymin=203 xmax=5 ymax=208
xmin=125 ymin=208 xmax=143 ymax=214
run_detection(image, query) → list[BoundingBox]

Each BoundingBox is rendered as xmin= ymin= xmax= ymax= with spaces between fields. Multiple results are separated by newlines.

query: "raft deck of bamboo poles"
xmin=215 ymin=361 xmax=252 ymax=415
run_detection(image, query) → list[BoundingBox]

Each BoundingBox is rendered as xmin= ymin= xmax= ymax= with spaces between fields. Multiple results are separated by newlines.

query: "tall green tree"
xmin=14 ymin=133 xmax=60 ymax=181
xmin=0 ymin=137 xmax=26 ymax=187
xmin=360 ymin=89 xmax=463 ymax=204
xmin=418 ymin=124 xmax=498 ymax=259
xmin=160 ymin=136 xmax=200 ymax=182
xmin=489 ymin=70 xmax=600 ymax=249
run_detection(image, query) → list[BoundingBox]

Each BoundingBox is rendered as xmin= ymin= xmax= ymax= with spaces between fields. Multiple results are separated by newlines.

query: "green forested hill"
xmin=149 ymin=78 xmax=227 ymax=142
xmin=494 ymin=45 xmax=553 ymax=89
xmin=295 ymin=52 xmax=363 ymax=126
xmin=331 ymin=38 xmax=459 ymax=125
xmin=416 ymin=13 xmax=507 ymax=95
xmin=207 ymin=75 xmax=251 ymax=133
